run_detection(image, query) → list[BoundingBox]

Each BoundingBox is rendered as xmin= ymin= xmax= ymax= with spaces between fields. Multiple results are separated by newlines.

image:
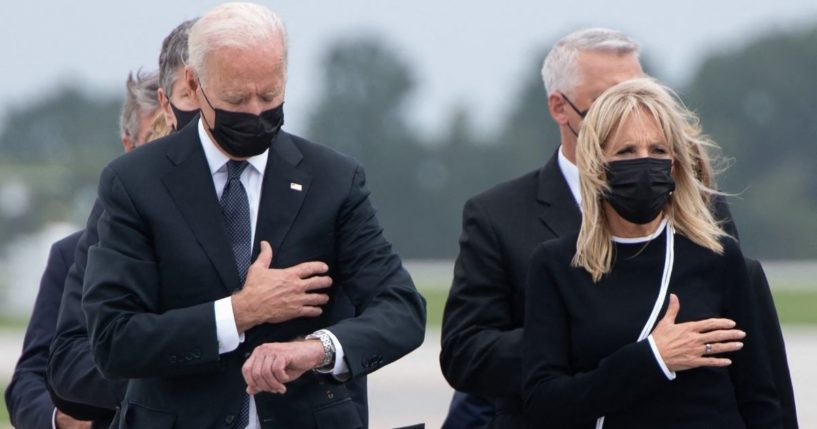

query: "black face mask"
xmin=604 ymin=157 xmax=675 ymax=224
xmin=200 ymin=87 xmax=284 ymax=158
xmin=169 ymin=102 xmax=199 ymax=131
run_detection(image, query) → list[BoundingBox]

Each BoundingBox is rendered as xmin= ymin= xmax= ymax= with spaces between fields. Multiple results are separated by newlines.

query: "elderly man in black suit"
xmin=81 ymin=3 xmax=425 ymax=428
xmin=439 ymin=27 xmax=796 ymax=428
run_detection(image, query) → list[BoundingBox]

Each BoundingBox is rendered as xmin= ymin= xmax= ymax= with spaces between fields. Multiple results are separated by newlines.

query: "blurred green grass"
xmin=420 ymin=286 xmax=450 ymax=328
xmin=0 ymin=385 xmax=8 ymax=429
xmin=771 ymin=289 xmax=817 ymax=325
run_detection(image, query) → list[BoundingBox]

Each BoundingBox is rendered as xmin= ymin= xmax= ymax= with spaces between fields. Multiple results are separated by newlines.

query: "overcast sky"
xmin=2 ymin=0 xmax=817 ymax=136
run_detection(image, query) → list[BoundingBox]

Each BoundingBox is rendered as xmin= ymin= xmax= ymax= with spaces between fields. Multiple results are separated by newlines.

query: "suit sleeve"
xmin=439 ymin=198 xmax=523 ymax=396
xmin=522 ymin=245 xmax=671 ymax=427
xmin=4 ymin=238 xmax=72 ymax=429
xmin=48 ymin=202 xmax=127 ymax=416
xmin=320 ymin=165 xmax=427 ymax=378
xmin=744 ymin=258 xmax=798 ymax=429
xmin=723 ymin=248 xmax=783 ymax=428
xmin=82 ymin=166 xmax=221 ymax=379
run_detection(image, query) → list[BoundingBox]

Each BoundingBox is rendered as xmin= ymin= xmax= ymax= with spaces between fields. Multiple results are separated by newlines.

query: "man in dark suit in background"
xmin=439 ymin=27 xmax=796 ymax=429
xmin=5 ymin=70 xmax=161 ymax=429
xmin=81 ymin=3 xmax=425 ymax=428
xmin=47 ymin=21 xmax=200 ymax=423
xmin=5 ymin=232 xmax=87 ymax=429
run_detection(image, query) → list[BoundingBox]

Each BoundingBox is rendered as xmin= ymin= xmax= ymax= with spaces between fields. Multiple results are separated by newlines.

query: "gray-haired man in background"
xmin=120 ymin=70 xmax=160 ymax=151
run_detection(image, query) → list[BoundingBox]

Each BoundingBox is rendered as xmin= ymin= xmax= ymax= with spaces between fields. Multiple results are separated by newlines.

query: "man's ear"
xmin=548 ymin=92 xmax=569 ymax=125
xmin=185 ymin=67 xmax=199 ymax=96
xmin=122 ymin=135 xmax=135 ymax=153
xmin=157 ymin=88 xmax=176 ymax=131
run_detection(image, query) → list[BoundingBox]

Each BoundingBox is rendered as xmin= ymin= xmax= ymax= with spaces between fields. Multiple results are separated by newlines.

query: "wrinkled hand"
xmin=242 ymin=340 xmax=325 ymax=395
xmin=651 ymin=293 xmax=745 ymax=372
xmin=55 ymin=410 xmax=92 ymax=429
xmin=233 ymin=241 xmax=332 ymax=332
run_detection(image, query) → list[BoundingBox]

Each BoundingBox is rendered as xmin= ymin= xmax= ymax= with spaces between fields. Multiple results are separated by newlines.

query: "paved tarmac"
xmin=2 ymin=327 xmax=815 ymax=428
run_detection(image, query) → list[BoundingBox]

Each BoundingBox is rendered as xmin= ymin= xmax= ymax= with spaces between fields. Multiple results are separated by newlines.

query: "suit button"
xmin=225 ymin=415 xmax=235 ymax=425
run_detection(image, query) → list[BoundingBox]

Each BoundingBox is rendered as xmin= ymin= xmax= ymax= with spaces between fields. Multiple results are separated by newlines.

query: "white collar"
xmin=557 ymin=145 xmax=581 ymax=207
xmin=612 ymin=217 xmax=669 ymax=243
xmin=197 ymin=118 xmax=269 ymax=176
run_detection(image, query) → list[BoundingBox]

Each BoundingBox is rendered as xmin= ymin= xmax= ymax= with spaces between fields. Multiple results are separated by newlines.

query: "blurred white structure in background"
xmin=1 ymin=222 xmax=78 ymax=317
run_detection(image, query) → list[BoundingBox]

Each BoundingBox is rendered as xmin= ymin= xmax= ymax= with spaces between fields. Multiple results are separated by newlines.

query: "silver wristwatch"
xmin=305 ymin=329 xmax=336 ymax=370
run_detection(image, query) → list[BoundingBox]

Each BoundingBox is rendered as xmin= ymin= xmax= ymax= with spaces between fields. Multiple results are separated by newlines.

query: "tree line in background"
xmin=1 ymin=25 xmax=815 ymax=261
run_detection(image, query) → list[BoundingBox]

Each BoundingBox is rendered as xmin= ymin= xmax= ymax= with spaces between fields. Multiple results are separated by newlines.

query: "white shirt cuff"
xmin=214 ymin=297 xmax=245 ymax=354
xmin=52 ymin=407 xmax=58 ymax=429
xmin=647 ymin=334 xmax=676 ymax=380
xmin=314 ymin=329 xmax=349 ymax=379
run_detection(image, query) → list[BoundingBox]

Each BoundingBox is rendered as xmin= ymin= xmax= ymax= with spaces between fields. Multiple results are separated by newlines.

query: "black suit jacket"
xmin=522 ymin=233 xmax=781 ymax=428
xmin=5 ymin=231 xmax=81 ymax=429
xmin=745 ymin=258 xmax=798 ymax=428
xmin=441 ymin=391 xmax=493 ymax=429
xmin=439 ymin=151 xmax=763 ymax=428
xmin=48 ymin=199 xmax=127 ymax=425
xmin=440 ymin=153 xmax=581 ymax=428
xmin=81 ymin=124 xmax=426 ymax=429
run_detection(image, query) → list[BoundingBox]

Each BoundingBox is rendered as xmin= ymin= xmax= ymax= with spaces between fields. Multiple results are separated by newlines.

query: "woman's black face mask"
xmin=604 ymin=157 xmax=675 ymax=224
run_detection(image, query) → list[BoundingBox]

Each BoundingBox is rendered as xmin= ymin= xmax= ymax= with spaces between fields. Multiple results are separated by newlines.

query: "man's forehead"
xmin=575 ymin=50 xmax=642 ymax=97
xmin=203 ymin=46 xmax=285 ymax=85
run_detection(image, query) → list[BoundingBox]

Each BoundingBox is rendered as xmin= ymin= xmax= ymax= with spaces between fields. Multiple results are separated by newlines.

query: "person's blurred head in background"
xmin=541 ymin=28 xmax=643 ymax=163
xmin=120 ymin=69 xmax=160 ymax=151
xmin=157 ymin=18 xmax=200 ymax=132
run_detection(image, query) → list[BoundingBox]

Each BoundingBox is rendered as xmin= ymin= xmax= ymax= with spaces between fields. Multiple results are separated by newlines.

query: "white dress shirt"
xmin=557 ymin=145 xmax=582 ymax=208
xmin=198 ymin=119 xmax=348 ymax=428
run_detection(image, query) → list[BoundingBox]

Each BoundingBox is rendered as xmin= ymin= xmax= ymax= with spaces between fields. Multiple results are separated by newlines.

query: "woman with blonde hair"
xmin=522 ymin=78 xmax=782 ymax=428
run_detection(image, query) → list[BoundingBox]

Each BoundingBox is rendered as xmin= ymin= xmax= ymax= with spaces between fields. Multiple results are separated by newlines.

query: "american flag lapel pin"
xmin=290 ymin=182 xmax=303 ymax=192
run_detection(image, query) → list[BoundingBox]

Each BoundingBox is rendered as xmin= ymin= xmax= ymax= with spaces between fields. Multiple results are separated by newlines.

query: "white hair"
xmin=120 ymin=69 xmax=159 ymax=139
xmin=188 ymin=2 xmax=288 ymax=84
xmin=541 ymin=28 xmax=640 ymax=97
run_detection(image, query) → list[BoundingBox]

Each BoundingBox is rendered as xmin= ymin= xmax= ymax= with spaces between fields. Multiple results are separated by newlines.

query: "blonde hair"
xmin=146 ymin=109 xmax=172 ymax=143
xmin=573 ymin=77 xmax=727 ymax=282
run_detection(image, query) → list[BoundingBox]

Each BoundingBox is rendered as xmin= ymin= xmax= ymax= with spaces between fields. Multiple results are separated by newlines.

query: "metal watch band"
xmin=305 ymin=329 xmax=335 ymax=369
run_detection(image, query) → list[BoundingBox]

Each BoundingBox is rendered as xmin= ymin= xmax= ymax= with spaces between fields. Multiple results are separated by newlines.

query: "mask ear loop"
xmin=196 ymin=78 xmax=217 ymax=130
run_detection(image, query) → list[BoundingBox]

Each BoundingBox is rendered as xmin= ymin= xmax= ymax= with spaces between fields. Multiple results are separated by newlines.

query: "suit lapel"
xmin=161 ymin=125 xmax=240 ymax=294
xmin=253 ymin=132 xmax=312 ymax=263
xmin=537 ymin=150 xmax=582 ymax=238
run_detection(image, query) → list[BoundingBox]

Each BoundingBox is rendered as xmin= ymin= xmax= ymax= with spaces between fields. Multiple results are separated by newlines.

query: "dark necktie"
xmin=220 ymin=160 xmax=252 ymax=284
xmin=219 ymin=160 xmax=252 ymax=428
